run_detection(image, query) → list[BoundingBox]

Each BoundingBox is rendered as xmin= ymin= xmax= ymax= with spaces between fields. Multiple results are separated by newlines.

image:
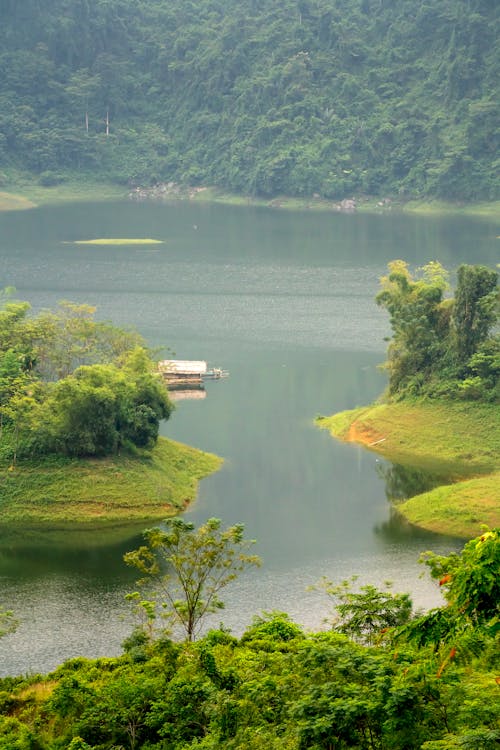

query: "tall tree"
xmin=124 ymin=518 xmax=260 ymax=641
xmin=377 ymin=261 xmax=498 ymax=399
xmin=451 ymin=264 xmax=499 ymax=363
xmin=376 ymin=260 xmax=450 ymax=396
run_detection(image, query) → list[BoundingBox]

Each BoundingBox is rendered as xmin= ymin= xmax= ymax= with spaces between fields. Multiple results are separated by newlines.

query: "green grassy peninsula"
xmin=0 ymin=295 xmax=222 ymax=530
xmin=317 ymin=400 xmax=499 ymax=538
xmin=318 ymin=260 xmax=499 ymax=538
xmin=0 ymin=437 xmax=222 ymax=527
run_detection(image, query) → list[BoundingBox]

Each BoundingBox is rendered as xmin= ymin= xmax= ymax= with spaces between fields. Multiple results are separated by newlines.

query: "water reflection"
xmin=0 ymin=530 xmax=143 ymax=581
xmin=373 ymin=505 xmax=461 ymax=545
xmin=377 ymin=462 xmax=451 ymax=503
xmin=169 ymin=388 xmax=207 ymax=400
xmin=0 ymin=202 xmax=490 ymax=675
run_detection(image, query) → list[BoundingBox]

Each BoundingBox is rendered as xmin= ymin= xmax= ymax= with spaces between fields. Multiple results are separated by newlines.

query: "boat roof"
xmin=159 ymin=359 xmax=208 ymax=375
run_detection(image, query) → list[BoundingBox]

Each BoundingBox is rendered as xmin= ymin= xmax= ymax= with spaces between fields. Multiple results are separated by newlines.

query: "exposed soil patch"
xmin=346 ymin=420 xmax=385 ymax=447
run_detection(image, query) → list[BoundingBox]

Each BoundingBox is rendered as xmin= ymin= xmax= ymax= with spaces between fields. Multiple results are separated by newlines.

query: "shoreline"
xmin=0 ymin=436 xmax=222 ymax=529
xmin=317 ymin=401 xmax=500 ymax=538
xmin=1 ymin=177 xmax=499 ymax=218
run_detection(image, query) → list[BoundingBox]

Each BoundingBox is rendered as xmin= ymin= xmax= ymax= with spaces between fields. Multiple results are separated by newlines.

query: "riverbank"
xmin=317 ymin=400 xmax=500 ymax=538
xmin=0 ymin=437 xmax=222 ymax=526
xmin=0 ymin=174 xmax=499 ymax=218
xmin=0 ymin=176 xmax=125 ymax=211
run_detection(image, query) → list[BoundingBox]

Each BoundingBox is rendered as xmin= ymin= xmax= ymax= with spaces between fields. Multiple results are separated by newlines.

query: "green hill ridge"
xmin=0 ymin=0 xmax=498 ymax=201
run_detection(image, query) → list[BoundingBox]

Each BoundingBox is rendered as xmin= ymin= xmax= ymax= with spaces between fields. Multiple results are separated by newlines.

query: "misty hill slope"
xmin=0 ymin=0 xmax=498 ymax=200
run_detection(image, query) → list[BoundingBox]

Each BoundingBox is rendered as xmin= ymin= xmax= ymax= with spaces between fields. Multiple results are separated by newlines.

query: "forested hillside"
xmin=1 ymin=0 xmax=498 ymax=200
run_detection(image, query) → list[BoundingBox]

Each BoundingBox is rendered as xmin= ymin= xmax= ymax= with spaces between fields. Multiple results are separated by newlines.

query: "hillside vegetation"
xmin=1 ymin=529 xmax=499 ymax=749
xmin=0 ymin=437 xmax=222 ymax=526
xmin=0 ymin=293 xmax=221 ymax=525
xmin=318 ymin=261 xmax=499 ymax=537
xmin=0 ymin=0 xmax=498 ymax=201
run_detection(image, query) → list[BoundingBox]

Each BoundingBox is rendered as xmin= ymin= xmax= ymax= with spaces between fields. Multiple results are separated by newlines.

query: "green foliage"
xmin=0 ymin=606 xmax=17 ymax=638
xmin=0 ymin=293 xmax=172 ymax=460
xmin=452 ymin=265 xmax=499 ymax=364
xmin=402 ymin=528 xmax=500 ymax=652
xmin=0 ymin=717 xmax=40 ymax=750
xmin=2 ymin=530 xmax=500 ymax=749
xmin=312 ymin=576 xmax=413 ymax=645
xmin=124 ymin=518 xmax=261 ymax=641
xmin=423 ymin=528 xmax=500 ymax=628
xmin=377 ymin=261 xmax=499 ymax=400
xmin=0 ymin=0 xmax=498 ymax=200
xmin=32 ymin=357 xmax=172 ymax=457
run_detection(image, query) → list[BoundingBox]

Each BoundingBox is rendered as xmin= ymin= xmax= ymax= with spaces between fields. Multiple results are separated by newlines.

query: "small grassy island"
xmin=0 ymin=293 xmax=221 ymax=530
xmin=318 ymin=261 xmax=500 ymax=538
xmin=0 ymin=437 xmax=221 ymax=528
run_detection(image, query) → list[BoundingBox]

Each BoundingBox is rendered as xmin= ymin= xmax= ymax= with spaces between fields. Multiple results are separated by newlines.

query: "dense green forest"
xmin=376 ymin=262 xmax=499 ymax=400
xmin=0 ymin=0 xmax=498 ymax=200
xmin=0 ymin=292 xmax=172 ymax=463
xmin=0 ymin=527 xmax=499 ymax=749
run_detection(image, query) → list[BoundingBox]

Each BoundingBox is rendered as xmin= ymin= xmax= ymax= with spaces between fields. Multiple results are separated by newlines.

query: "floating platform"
xmin=158 ymin=359 xmax=228 ymax=388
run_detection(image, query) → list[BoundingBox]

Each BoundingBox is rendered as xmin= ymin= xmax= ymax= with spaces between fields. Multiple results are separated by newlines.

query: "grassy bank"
xmin=0 ymin=191 xmax=37 ymax=211
xmin=0 ymin=173 xmax=125 ymax=210
xmin=0 ymin=174 xmax=499 ymax=218
xmin=149 ymin=186 xmax=500 ymax=217
xmin=403 ymin=199 xmax=500 ymax=218
xmin=0 ymin=437 xmax=222 ymax=526
xmin=317 ymin=400 xmax=500 ymax=538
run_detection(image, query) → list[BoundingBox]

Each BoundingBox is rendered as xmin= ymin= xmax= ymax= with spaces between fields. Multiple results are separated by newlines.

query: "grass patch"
xmin=399 ymin=472 xmax=500 ymax=538
xmin=73 ymin=238 xmax=164 ymax=245
xmin=318 ymin=400 xmax=499 ymax=473
xmin=317 ymin=399 xmax=500 ymax=537
xmin=1 ymin=172 xmax=499 ymax=218
xmin=23 ymin=181 xmax=126 ymax=206
xmin=0 ymin=437 xmax=222 ymax=527
xmin=190 ymin=188 xmax=500 ymax=217
xmin=403 ymin=199 xmax=500 ymax=218
xmin=0 ymin=191 xmax=36 ymax=211
xmin=0 ymin=177 xmax=126 ymax=211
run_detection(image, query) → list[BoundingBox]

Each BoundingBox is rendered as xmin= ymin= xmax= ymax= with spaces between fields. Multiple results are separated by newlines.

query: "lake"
xmin=0 ymin=200 xmax=497 ymax=675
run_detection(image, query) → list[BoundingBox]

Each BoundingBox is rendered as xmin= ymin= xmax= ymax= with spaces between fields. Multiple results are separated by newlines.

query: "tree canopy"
xmin=377 ymin=261 xmax=499 ymax=400
xmin=0 ymin=528 xmax=499 ymax=749
xmin=0 ymin=293 xmax=173 ymax=461
xmin=0 ymin=0 xmax=498 ymax=201
xmin=124 ymin=517 xmax=261 ymax=641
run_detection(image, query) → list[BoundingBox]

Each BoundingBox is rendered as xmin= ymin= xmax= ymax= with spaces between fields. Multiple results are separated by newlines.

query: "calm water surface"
xmin=0 ymin=201 xmax=497 ymax=675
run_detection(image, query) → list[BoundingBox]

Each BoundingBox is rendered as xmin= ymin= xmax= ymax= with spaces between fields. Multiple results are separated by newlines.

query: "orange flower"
xmin=439 ymin=574 xmax=452 ymax=586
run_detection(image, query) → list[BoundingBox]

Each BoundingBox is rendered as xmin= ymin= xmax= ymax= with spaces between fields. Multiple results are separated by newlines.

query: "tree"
xmin=376 ymin=260 xmax=450 ymax=396
xmin=451 ymin=264 xmax=499 ymax=364
xmin=377 ymin=261 xmax=499 ymax=400
xmin=0 ymin=349 xmax=31 ymax=438
xmin=76 ymin=667 xmax=160 ymax=750
xmin=422 ymin=528 xmax=500 ymax=628
xmin=124 ymin=518 xmax=260 ymax=641
xmin=33 ymin=356 xmax=172 ymax=457
xmin=36 ymin=369 xmax=120 ymax=456
xmin=312 ymin=576 xmax=413 ymax=645
xmin=401 ymin=528 xmax=500 ymax=649
xmin=29 ymin=301 xmax=144 ymax=381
